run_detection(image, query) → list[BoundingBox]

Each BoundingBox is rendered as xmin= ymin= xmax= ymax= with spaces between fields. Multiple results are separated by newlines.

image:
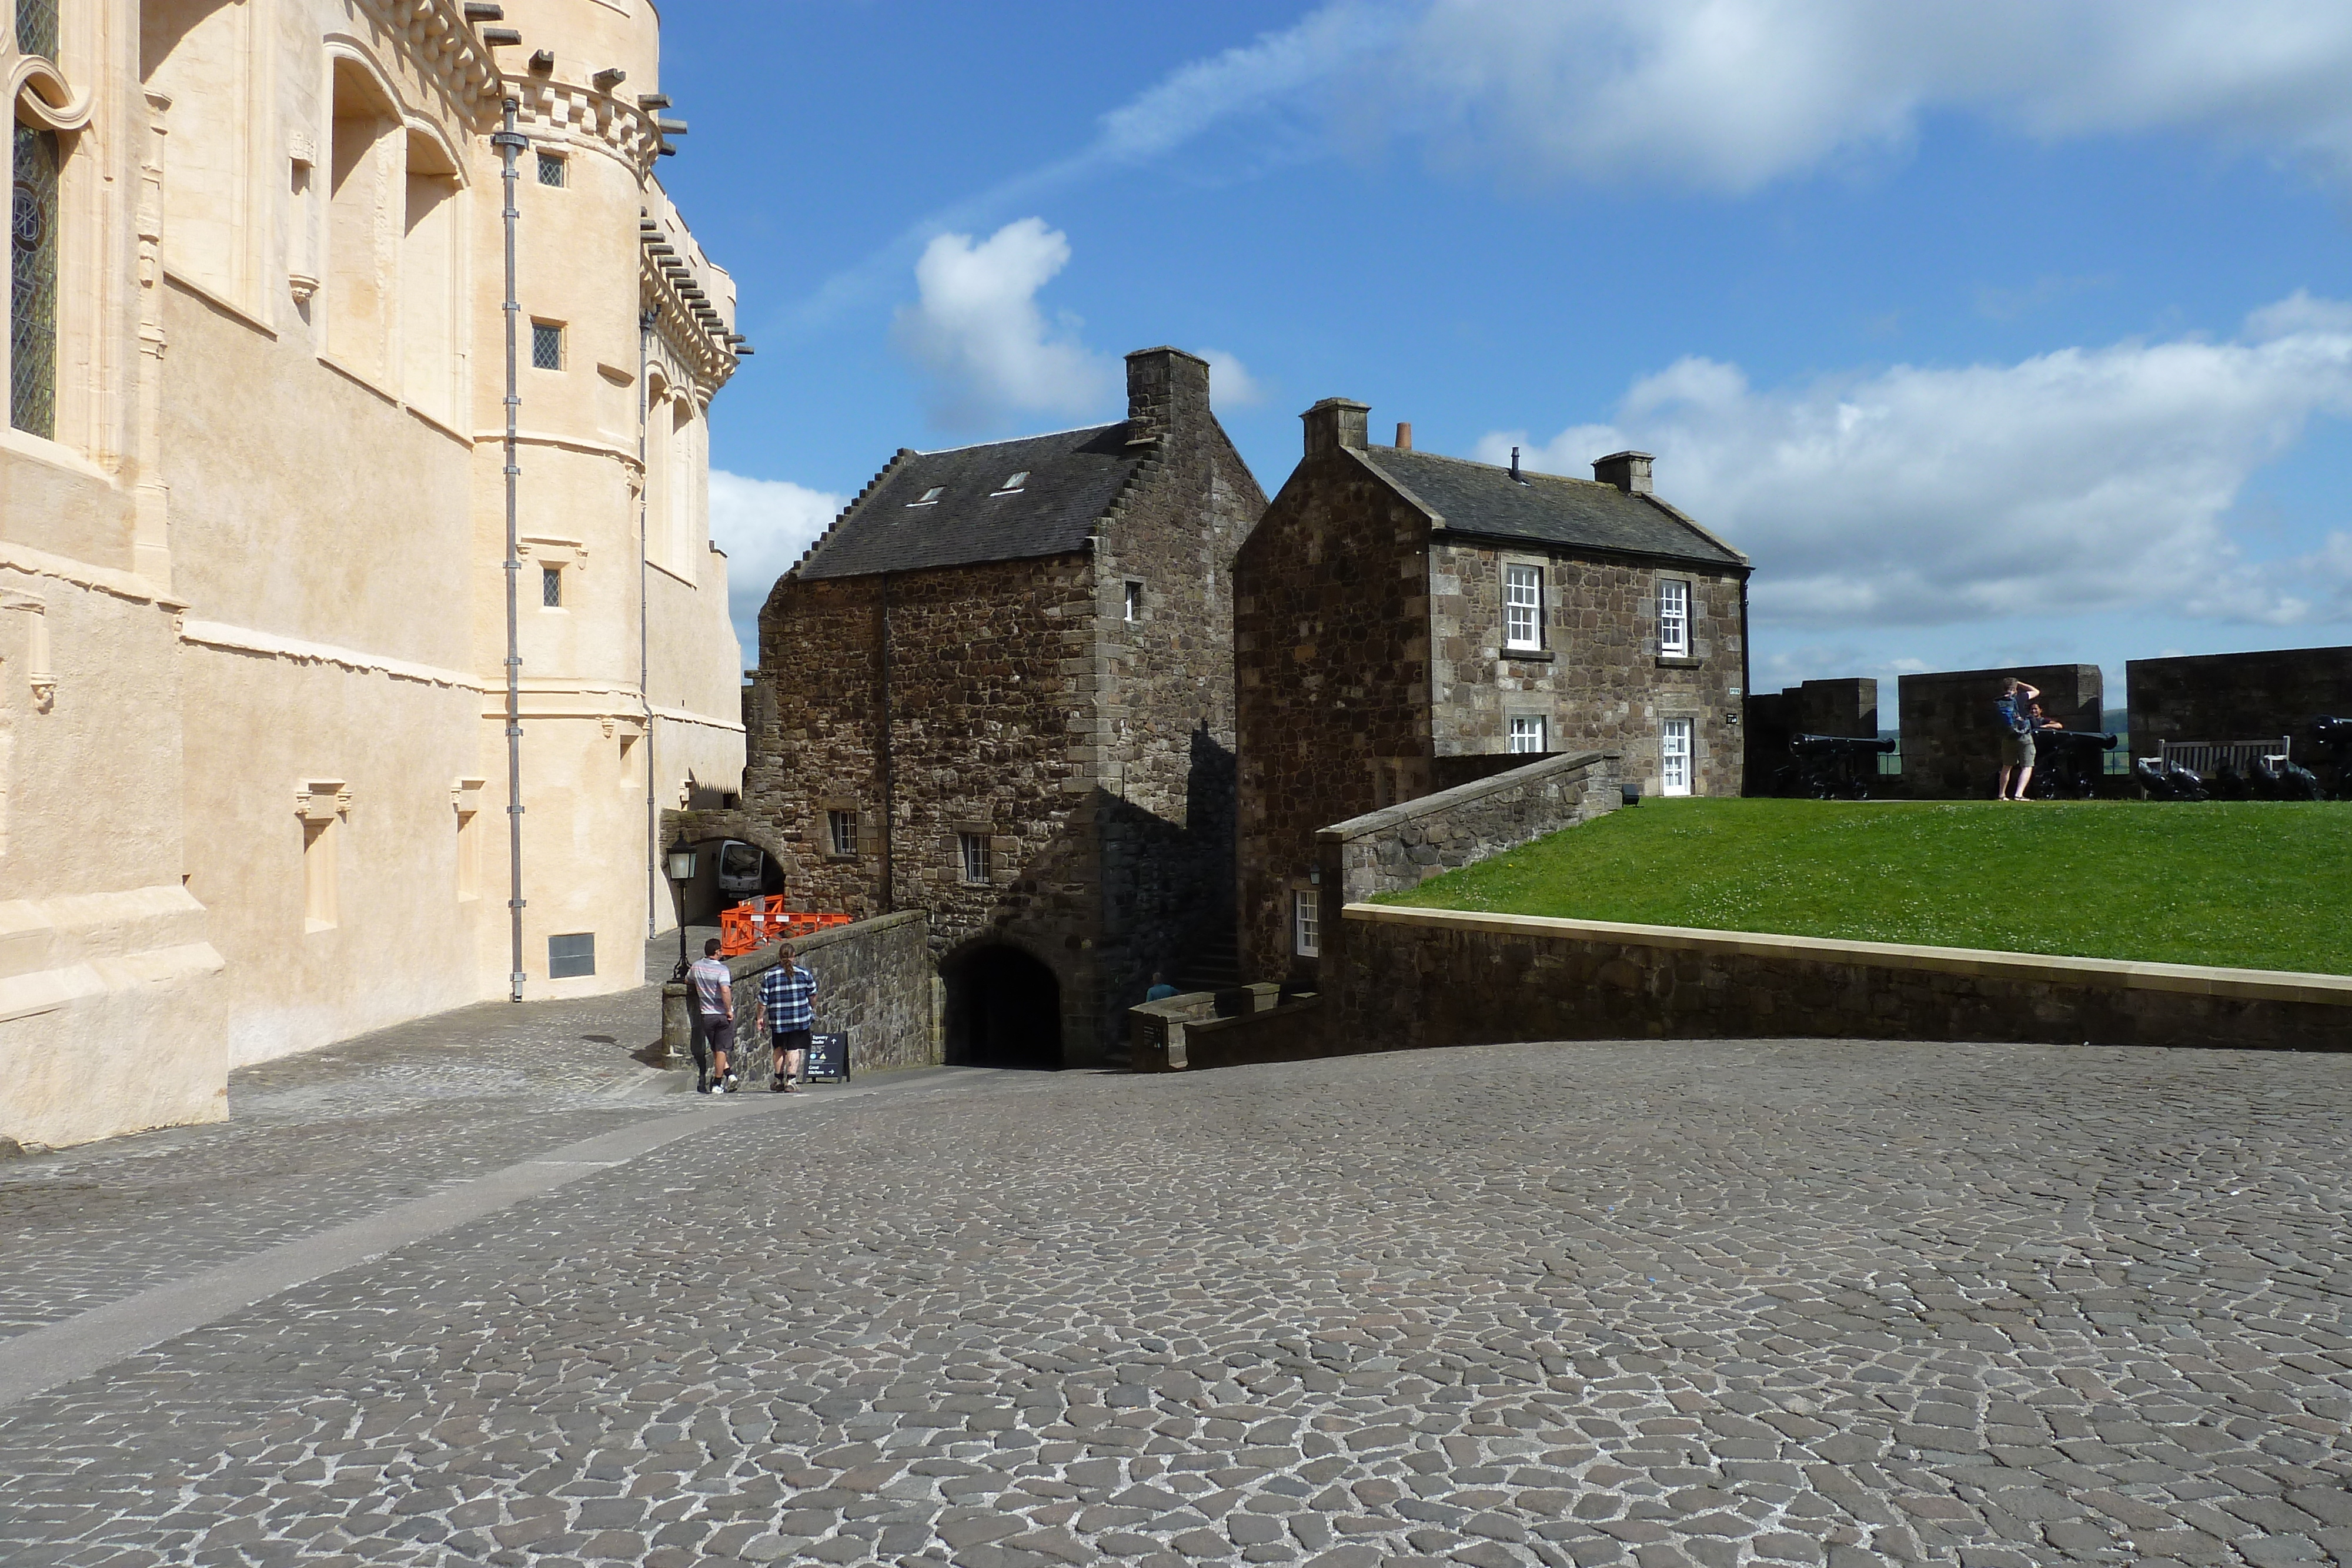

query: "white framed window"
xmin=1662 ymin=718 xmax=1693 ymax=797
xmin=1509 ymin=715 xmax=1546 ymax=754
xmin=958 ymin=832 xmax=990 ymax=885
xmin=907 ymin=486 xmax=944 ymax=507
xmin=1658 ymin=579 xmax=1690 ymax=658
xmin=1505 ymin=564 xmax=1542 ymax=650
xmin=991 ymin=470 xmax=1029 ymax=495
xmin=1293 ymin=888 xmax=1321 ymax=958
xmin=828 ymin=809 xmax=857 ymax=857
xmin=1124 ymin=581 xmax=1143 ymax=623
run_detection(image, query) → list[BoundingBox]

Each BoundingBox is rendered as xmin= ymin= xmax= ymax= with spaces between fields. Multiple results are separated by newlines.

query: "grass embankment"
xmin=1377 ymin=798 xmax=2352 ymax=975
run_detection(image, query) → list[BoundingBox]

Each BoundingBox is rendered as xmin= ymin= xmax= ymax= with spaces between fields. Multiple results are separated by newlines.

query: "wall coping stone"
xmin=1343 ymin=902 xmax=2352 ymax=1009
xmin=1318 ymin=749 xmax=1619 ymax=845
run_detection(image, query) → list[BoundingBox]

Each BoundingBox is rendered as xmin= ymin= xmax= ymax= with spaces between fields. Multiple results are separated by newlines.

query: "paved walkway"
xmin=0 ymin=1015 xmax=2346 ymax=1567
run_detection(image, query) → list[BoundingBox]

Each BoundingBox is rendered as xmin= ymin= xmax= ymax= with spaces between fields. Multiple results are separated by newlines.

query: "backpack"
xmin=1996 ymin=694 xmax=2032 ymax=735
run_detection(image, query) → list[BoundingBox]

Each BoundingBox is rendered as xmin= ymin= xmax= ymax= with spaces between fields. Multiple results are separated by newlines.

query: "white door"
xmin=1661 ymin=718 xmax=1693 ymax=796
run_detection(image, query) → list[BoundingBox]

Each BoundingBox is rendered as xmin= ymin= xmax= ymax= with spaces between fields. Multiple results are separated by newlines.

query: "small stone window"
xmin=1509 ymin=715 xmax=1546 ymax=754
xmin=541 ymin=565 xmax=563 ymax=607
xmin=827 ymin=809 xmax=857 ymax=858
xmin=530 ymin=320 xmax=565 ymax=371
xmin=1124 ymin=581 xmax=1142 ymax=623
xmin=1505 ymin=564 xmax=1542 ymax=651
xmin=1293 ymin=888 xmax=1320 ymax=958
xmin=958 ymin=832 xmax=990 ymax=885
xmin=1658 ymin=579 xmax=1690 ymax=658
xmin=536 ymin=151 xmax=566 ymax=187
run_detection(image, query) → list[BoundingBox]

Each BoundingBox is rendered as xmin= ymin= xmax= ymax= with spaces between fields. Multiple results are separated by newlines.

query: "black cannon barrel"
xmin=1790 ymin=733 xmax=1898 ymax=757
xmin=2033 ymin=730 xmax=2118 ymax=752
xmin=2311 ymin=716 xmax=2352 ymax=745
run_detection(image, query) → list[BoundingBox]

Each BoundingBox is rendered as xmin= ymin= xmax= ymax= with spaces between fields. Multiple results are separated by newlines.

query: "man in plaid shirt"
xmin=754 ymin=943 xmax=818 ymax=1093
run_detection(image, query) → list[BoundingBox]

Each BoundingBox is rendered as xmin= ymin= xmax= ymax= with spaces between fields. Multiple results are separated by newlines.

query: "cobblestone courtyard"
xmin=1 ymin=1009 xmax=2347 ymax=1568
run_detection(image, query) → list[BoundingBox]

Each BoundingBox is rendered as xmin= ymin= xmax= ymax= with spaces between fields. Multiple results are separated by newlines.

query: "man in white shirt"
xmin=687 ymin=938 xmax=737 ymax=1094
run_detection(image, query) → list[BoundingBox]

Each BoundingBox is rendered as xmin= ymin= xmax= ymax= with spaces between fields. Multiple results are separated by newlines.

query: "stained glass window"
xmin=12 ymin=124 xmax=59 ymax=439
xmin=15 ymin=0 xmax=58 ymax=61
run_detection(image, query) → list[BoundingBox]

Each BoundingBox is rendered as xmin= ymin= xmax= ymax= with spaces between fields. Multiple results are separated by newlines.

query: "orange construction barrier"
xmin=719 ymin=897 xmax=851 ymax=957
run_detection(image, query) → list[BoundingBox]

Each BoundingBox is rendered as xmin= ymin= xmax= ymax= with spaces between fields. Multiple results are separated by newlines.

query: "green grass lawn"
xmin=1377 ymin=798 xmax=2352 ymax=975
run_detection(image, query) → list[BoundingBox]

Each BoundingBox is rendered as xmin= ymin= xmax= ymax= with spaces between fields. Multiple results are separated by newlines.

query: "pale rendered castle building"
xmin=1 ymin=0 xmax=744 ymax=1149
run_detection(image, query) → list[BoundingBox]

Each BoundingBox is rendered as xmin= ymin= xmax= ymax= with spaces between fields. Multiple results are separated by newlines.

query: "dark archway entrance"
xmin=941 ymin=943 xmax=1062 ymax=1069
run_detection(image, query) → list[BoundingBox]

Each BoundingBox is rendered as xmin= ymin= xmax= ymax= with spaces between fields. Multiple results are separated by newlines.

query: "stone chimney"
xmin=1301 ymin=397 xmax=1370 ymax=457
xmin=1593 ymin=450 xmax=1655 ymax=494
xmin=1125 ymin=346 xmax=1210 ymax=443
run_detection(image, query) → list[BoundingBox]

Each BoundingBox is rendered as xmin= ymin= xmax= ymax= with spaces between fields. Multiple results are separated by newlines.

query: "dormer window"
xmin=907 ymin=486 xmax=944 ymax=507
xmin=991 ymin=471 xmax=1028 ymax=496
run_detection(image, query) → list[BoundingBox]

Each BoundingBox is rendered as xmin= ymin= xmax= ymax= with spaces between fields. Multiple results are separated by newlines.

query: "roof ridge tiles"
xmin=909 ymin=421 xmax=1125 ymax=457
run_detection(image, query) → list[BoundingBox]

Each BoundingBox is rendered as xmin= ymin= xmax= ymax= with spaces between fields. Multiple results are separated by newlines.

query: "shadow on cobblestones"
xmin=1 ymin=1038 xmax=2347 ymax=1567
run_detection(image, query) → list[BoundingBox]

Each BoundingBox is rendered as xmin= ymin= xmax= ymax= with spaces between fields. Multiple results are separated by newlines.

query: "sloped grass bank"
xmin=1377 ymin=798 xmax=2352 ymax=975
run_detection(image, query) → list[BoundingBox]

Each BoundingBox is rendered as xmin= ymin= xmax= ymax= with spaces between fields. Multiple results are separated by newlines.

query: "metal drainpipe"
xmin=639 ymin=309 xmax=656 ymax=940
xmin=493 ymin=100 xmax=528 ymax=1003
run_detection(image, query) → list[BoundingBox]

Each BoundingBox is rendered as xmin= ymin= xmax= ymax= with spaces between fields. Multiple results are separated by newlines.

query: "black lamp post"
xmin=665 ymin=833 xmax=699 ymax=982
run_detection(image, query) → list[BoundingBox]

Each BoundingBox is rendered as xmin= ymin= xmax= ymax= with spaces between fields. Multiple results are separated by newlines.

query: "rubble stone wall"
xmin=1429 ymin=542 xmax=1745 ymax=801
xmin=662 ymin=910 xmax=938 ymax=1082
xmin=1897 ymin=664 xmax=2101 ymax=798
xmin=2127 ymin=646 xmax=2352 ymax=761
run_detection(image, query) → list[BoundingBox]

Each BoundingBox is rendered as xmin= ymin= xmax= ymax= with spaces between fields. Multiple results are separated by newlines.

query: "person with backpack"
xmin=1995 ymin=677 xmax=2040 ymax=800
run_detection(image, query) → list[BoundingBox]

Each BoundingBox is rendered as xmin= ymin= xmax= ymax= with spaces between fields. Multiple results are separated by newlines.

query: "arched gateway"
xmin=940 ymin=942 xmax=1062 ymax=1069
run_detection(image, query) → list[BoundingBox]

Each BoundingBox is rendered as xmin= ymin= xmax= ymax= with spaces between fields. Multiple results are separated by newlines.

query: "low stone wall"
xmin=1315 ymin=748 xmax=1622 ymax=909
xmin=662 ymin=911 xmax=938 ymax=1082
xmin=1333 ymin=904 xmax=2352 ymax=1054
xmin=2128 ymin=645 xmax=2352 ymax=761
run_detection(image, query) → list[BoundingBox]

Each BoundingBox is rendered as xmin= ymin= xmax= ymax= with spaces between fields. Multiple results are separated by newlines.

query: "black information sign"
xmin=804 ymin=1031 xmax=848 ymax=1082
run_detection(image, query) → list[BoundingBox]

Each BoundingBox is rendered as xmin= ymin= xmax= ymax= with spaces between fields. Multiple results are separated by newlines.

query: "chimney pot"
xmin=1593 ymin=449 xmax=1655 ymax=494
xmin=1395 ymin=422 xmax=1412 ymax=451
xmin=1301 ymin=397 xmax=1370 ymax=457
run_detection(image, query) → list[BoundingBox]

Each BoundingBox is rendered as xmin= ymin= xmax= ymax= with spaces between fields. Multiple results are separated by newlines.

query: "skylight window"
xmin=907 ymin=486 xmax=944 ymax=507
xmin=991 ymin=471 xmax=1029 ymax=496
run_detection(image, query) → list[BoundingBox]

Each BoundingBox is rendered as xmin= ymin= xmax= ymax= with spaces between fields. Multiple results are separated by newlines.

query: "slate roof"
xmin=794 ymin=424 xmax=1145 ymax=580
xmin=1360 ymin=447 xmax=1745 ymax=570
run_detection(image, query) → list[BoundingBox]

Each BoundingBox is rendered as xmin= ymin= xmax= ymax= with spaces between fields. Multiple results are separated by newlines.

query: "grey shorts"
xmin=2001 ymin=732 xmax=2036 ymax=767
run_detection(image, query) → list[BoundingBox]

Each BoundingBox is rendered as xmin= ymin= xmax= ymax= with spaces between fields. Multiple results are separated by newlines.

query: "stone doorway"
xmin=941 ymin=943 xmax=1061 ymax=1069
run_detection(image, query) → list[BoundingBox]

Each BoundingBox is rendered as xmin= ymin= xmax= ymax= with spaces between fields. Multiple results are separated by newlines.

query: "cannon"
xmin=2023 ymin=730 xmax=2116 ymax=799
xmin=1780 ymin=733 xmax=1898 ymax=800
xmin=2134 ymin=756 xmax=2209 ymax=801
xmin=2253 ymin=753 xmax=2326 ymax=801
xmin=2309 ymin=716 xmax=2352 ymax=798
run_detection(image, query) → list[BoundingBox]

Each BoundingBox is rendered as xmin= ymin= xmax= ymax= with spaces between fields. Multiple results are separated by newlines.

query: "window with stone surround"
xmin=958 ymin=832 xmax=990 ymax=885
xmin=1509 ymin=714 xmax=1546 ymax=754
xmin=9 ymin=123 xmax=57 ymax=437
xmin=1124 ymin=581 xmax=1142 ymax=623
xmin=531 ymin=320 xmax=565 ymax=372
xmin=536 ymin=151 xmax=566 ymax=187
xmin=1505 ymin=564 xmax=1542 ymax=650
xmin=1659 ymin=579 xmax=1691 ymax=658
xmin=541 ymin=565 xmax=562 ymax=607
xmin=828 ymin=809 xmax=857 ymax=858
xmin=1662 ymin=717 xmax=1693 ymax=796
xmin=1293 ymin=888 xmax=1320 ymax=958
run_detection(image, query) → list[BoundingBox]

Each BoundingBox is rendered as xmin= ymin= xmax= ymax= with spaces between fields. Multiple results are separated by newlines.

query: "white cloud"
xmin=1201 ymin=349 xmax=1267 ymax=407
xmin=890 ymin=219 xmax=1115 ymax=430
xmin=710 ymin=471 xmax=847 ymax=658
xmin=1368 ymin=1 xmax=2352 ymax=192
xmin=1478 ymin=296 xmax=2352 ymax=631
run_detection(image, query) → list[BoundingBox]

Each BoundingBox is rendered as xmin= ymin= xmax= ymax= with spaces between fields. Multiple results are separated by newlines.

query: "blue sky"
xmin=657 ymin=1 xmax=2352 ymax=713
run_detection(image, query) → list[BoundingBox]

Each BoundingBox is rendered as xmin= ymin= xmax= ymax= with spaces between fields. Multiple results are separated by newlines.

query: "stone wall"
xmin=1428 ymin=542 xmax=1745 ymax=801
xmin=2127 ymin=646 xmax=2352 ymax=761
xmin=1897 ymin=664 xmax=2100 ymax=798
xmin=662 ymin=910 xmax=938 ymax=1082
xmin=1317 ymin=750 xmax=1623 ymax=910
xmin=1234 ymin=427 xmax=1435 ymax=989
xmin=1331 ymin=904 xmax=2352 ymax=1055
xmin=1744 ymin=678 xmax=1879 ymax=793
